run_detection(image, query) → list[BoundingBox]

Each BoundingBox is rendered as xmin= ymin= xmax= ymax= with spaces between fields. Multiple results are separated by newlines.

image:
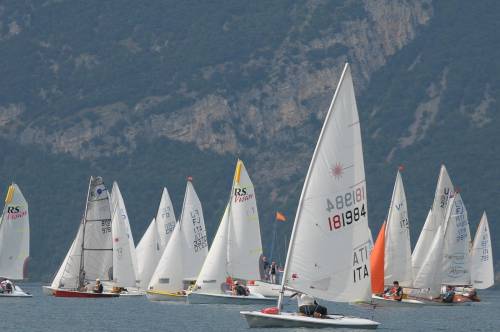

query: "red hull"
xmin=53 ymin=289 xmax=119 ymax=298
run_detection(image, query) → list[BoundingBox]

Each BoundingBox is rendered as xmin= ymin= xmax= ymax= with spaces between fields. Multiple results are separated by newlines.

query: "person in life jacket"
xmin=442 ymin=285 xmax=455 ymax=303
xmin=293 ymin=292 xmax=328 ymax=318
xmin=93 ymin=278 xmax=104 ymax=294
xmin=0 ymin=279 xmax=14 ymax=294
xmin=384 ymin=281 xmax=403 ymax=301
xmin=232 ymin=280 xmax=249 ymax=296
xmin=269 ymin=262 xmax=277 ymax=284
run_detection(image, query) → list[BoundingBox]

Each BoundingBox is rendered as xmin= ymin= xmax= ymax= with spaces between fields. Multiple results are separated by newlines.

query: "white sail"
xmin=227 ymin=160 xmax=262 ymax=280
xmin=413 ymin=224 xmax=445 ymax=297
xmin=179 ymin=180 xmax=208 ymax=279
xmin=110 ymin=182 xmax=138 ymax=287
xmin=441 ymin=193 xmax=471 ymax=285
xmin=470 ymin=212 xmax=494 ymax=289
xmin=194 ymin=204 xmax=230 ymax=294
xmin=155 ymin=187 xmax=177 ymax=250
xmin=148 ymin=223 xmax=186 ymax=292
xmin=282 ymin=63 xmax=372 ymax=303
xmin=51 ymin=224 xmax=84 ymax=289
xmin=0 ymin=183 xmax=29 ymax=280
xmin=148 ymin=180 xmax=208 ymax=292
xmin=384 ymin=171 xmax=412 ymax=287
xmin=81 ymin=176 xmax=114 ymax=284
xmin=136 ymin=218 xmax=162 ymax=289
xmin=412 ymin=165 xmax=454 ymax=278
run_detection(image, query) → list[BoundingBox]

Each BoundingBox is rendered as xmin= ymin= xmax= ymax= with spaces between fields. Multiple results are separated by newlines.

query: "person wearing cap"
xmin=93 ymin=278 xmax=103 ymax=294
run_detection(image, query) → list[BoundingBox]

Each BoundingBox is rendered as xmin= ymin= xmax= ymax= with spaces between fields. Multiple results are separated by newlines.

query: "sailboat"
xmin=410 ymin=191 xmax=473 ymax=305
xmin=470 ymin=212 xmax=494 ymax=290
xmin=43 ymin=176 xmax=119 ymax=298
xmin=370 ymin=171 xmax=423 ymax=306
xmin=136 ymin=187 xmax=176 ymax=290
xmin=0 ymin=183 xmax=31 ymax=297
xmin=412 ymin=165 xmax=454 ymax=280
xmin=109 ymin=182 xmax=141 ymax=295
xmin=241 ymin=63 xmax=379 ymax=328
xmin=146 ymin=178 xmax=208 ymax=301
xmin=188 ymin=160 xmax=274 ymax=305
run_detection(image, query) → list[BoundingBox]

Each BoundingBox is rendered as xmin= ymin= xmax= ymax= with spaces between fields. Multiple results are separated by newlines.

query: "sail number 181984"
xmin=326 ymin=187 xmax=366 ymax=231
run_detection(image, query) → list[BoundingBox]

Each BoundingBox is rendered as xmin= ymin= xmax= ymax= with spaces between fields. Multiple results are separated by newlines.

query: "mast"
xmin=278 ymin=63 xmax=351 ymax=310
xmin=78 ymin=176 xmax=93 ymax=289
xmin=225 ymin=159 xmax=239 ymax=278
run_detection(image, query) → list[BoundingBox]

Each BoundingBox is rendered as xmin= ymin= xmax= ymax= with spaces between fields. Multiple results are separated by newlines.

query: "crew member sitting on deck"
xmin=93 ymin=278 xmax=104 ymax=294
xmin=384 ymin=281 xmax=403 ymax=301
xmin=295 ymin=293 xmax=328 ymax=318
xmin=442 ymin=285 xmax=455 ymax=303
xmin=0 ymin=279 xmax=13 ymax=294
xmin=232 ymin=280 xmax=249 ymax=296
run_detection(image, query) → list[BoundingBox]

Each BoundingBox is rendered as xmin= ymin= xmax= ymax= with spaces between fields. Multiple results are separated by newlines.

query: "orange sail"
xmin=370 ymin=222 xmax=386 ymax=295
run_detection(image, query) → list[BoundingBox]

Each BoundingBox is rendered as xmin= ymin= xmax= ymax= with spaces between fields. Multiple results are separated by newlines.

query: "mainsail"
xmin=194 ymin=204 xmax=230 ymax=293
xmin=441 ymin=193 xmax=471 ymax=285
xmin=0 ymin=183 xmax=29 ymax=280
xmin=412 ymin=165 xmax=454 ymax=278
xmin=227 ymin=160 xmax=262 ymax=280
xmin=470 ymin=212 xmax=494 ymax=289
xmin=110 ymin=182 xmax=138 ymax=287
xmin=384 ymin=171 xmax=412 ymax=287
xmin=155 ymin=187 xmax=177 ymax=250
xmin=51 ymin=176 xmax=113 ymax=290
xmin=280 ymin=63 xmax=372 ymax=303
xmin=148 ymin=179 xmax=208 ymax=292
xmin=194 ymin=160 xmax=262 ymax=295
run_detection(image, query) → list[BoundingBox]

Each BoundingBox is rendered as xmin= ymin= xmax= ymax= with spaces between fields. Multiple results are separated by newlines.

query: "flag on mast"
xmin=275 ymin=212 xmax=286 ymax=222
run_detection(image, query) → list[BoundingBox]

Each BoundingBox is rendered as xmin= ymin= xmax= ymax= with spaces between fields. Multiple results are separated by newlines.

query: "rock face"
xmin=0 ymin=1 xmax=432 ymax=163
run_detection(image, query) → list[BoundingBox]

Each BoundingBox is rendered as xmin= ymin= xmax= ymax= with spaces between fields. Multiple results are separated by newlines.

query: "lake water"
xmin=1 ymin=284 xmax=499 ymax=331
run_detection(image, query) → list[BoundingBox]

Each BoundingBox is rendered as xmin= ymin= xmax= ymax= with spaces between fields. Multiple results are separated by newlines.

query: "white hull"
xmin=247 ymin=281 xmax=293 ymax=298
xmin=188 ymin=292 xmax=275 ymax=305
xmin=0 ymin=286 xmax=32 ymax=298
xmin=370 ymin=295 xmax=424 ymax=307
xmin=42 ymin=286 xmax=55 ymax=296
xmin=241 ymin=311 xmax=379 ymax=329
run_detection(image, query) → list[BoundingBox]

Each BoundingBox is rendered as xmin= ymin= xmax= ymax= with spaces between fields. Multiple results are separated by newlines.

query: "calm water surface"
xmin=1 ymin=284 xmax=498 ymax=331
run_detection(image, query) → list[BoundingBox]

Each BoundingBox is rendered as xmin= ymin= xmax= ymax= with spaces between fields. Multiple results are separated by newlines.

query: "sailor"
xmin=93 ymin=278 xmax=104 ymax=294
xmin=262 ymin=256 xmax=270 ymax=281
xmin=384 ymin=281 xmax=403 ymax=301
xmin=0 ymin=279 xmax=13 ymax=294
xmin=296 ymin=293 xmax=328 ymax=318
xmin=442 ymin=285 xmax=455 ymax=303
xmin=270 ymin=262 xmax=277 ymax=284
xmin=232 ymin=280 xmax=249 ymax=296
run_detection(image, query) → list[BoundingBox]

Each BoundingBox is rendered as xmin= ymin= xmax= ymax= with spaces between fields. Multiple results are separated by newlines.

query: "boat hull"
xmin=370 ymin=295 xmax=424 ymax=307
xmin=0 ymin=286 xmax=32 ymax=298
xmin=52 ymin=289 xmax=120 ymax=298
xmin=241 ymin=311 xmax=379 ymax=329
xmin=188 ymin=292 xmax=275 ymax=305
xmin=146 ymin=290 xmax=186 ymax=302
xmin=247 ymin=281 xmax=293 ymax=298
